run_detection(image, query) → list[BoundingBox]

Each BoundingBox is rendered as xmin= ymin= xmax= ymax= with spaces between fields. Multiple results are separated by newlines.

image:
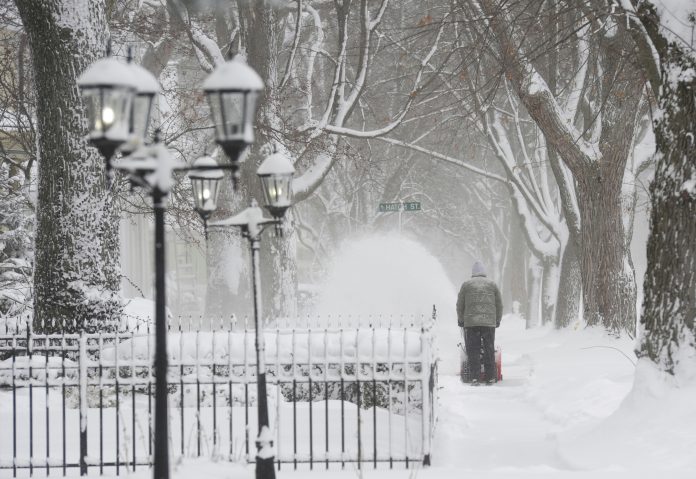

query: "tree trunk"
xmin=526 ymin=254 xmax=542 ymax=329
xmin=269 ymin=214 xmax=298 ymax=321
xmin=15 ymin=0 xmax=122 ymax=333
xmin=476 ymin=0 xmax=641 ymax=336
xmin=204 ymin=229 xmax=251 ymax=323
xmin=242 ymin=0 xmax=298 ymax=320
xmin=204 ymin=1 xmax=296 ymax=322
xmin=504 ymin=218 xmax=528 ymax=317
xmin=577 ymin=175 xmax=636 ymax=335
xmin=554 ymin=238 xmax=581 ymax=329
xmin=541 ymin=257 xmax=559 ymax=326
xmin=639 ymin=46 xmax=696 ymax=370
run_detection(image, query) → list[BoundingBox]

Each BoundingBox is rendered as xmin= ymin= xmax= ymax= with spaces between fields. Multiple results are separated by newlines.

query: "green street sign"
xmin=378 ymin=201 xmax=421 ymax=212
xmin=378 ymin=202 xmax=402 ymax=212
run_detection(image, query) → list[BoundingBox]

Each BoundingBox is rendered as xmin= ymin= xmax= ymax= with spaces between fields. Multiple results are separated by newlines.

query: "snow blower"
xmin=458 ymin=328 xmax=502 ymax=383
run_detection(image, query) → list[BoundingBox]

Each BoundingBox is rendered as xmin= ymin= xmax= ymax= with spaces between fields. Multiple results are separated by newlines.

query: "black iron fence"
xmin=0 ymin=314 xmax=438 ymax=476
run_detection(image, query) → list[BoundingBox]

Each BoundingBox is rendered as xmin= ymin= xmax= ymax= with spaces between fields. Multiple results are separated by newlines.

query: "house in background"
xmin=120 ymin=213 xmax=207 ymax=319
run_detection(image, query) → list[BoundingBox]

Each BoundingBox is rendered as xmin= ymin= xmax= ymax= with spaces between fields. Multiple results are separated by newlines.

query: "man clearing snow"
xmin=456 ymin=260 xmax=503 ymax=385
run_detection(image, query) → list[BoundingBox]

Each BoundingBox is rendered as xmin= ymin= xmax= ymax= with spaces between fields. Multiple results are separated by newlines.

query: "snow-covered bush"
xmin=0 ymin=355 xmax=77 ymax=386
xmin=0 ymin=163 xmax=33 ymax=317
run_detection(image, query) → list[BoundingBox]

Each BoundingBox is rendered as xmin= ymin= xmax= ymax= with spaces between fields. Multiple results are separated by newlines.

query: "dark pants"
xmin=464 ymin=326 xmax=496 ymax=381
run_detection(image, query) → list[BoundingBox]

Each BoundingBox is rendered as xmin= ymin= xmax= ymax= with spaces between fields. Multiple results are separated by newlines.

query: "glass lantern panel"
xmin=221 ymin=91 xmax=245 ymax=139
xmin=207 ymin=92 xmax=225 ymax=140
xmin=192 ymin=177 xmax=221 ymax=212
xmin=131 ymin=94 xmax=154 ymax=142
xmin=204 ymin=177 xmax=221 ymax=211
xmin=261 ymin=175 xmax=292 ymax=209
xmin=82 ymin=86 xmax=132 ymax=140
xmin=102 ymin=87 xmax=132 ymax=141
xmin=243 ymin=92 xmax=259 ymax=144
xmin=192 ymin=177 xmax=206 ymax=210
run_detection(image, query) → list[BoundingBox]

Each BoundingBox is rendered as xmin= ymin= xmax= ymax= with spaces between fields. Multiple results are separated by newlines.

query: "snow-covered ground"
xmin=62 ymin=313 xmax=695 ymax=478
xmin=4 ymin=235 xmax=695 ymax=477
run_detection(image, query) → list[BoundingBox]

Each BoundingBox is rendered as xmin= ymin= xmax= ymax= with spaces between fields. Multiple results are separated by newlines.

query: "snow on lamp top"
xmin=201 ymin=55 xmax=264 ymax=92
xmin=188 ymin=155 xmax=224 ymax=179
xmin=78 ymin=57 xmax=138 ymax=89
xmin=256 ymin=151 xmax=295 ymax=176
xmin=112 ymin=145 xmax=157 ymax=173
xmin=128 ymin=62 xmax=160 ymax=94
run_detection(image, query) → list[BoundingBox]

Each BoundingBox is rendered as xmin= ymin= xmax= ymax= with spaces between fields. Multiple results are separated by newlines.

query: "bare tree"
xmin=159 ymin=0 xmax=448 ymax=320
xmin=471 ymin=0 xmax=646 ymax=335
xmin=623 ymin=0 xmax=696 ymax=373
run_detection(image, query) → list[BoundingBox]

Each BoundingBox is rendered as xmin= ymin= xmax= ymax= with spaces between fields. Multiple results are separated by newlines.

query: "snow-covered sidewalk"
xmin=435 ymin=374 xmax=568 ymax=471
xmin=431 ymin=316 xmax=634 ymax=476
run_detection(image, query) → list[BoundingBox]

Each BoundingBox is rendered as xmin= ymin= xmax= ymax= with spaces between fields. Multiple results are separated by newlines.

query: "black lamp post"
xmin=208 ymin=151 xmax=295 ymax=479
xmin=79 ymin=53 xmax=175 ymax=479
xmin=78 ymin=51 xmax=268 ymax=479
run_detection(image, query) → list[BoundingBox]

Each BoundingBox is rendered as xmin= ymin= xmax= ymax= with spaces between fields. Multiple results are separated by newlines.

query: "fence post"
xmin=421 ymin=324 xmax=431 ymax=467
xmin=79 ymin=335 xmax=88 ymax=475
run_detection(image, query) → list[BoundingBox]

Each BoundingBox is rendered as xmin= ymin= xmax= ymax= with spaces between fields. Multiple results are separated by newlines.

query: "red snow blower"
xmin=458 ymin=329 xmax=502 ymax=382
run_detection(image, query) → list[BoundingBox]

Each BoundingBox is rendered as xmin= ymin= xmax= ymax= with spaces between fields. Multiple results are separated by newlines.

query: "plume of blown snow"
xmin=313 ymin=234 xmax=461 ymax=373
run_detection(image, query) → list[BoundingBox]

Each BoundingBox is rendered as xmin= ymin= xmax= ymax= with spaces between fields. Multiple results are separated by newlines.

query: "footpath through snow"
xmin=432 ymin=315 xmax=635 ymax=476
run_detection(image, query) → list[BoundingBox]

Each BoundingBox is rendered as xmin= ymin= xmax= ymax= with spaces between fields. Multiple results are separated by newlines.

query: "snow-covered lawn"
xmin=8 ymin=312 xmax=692 ymax=478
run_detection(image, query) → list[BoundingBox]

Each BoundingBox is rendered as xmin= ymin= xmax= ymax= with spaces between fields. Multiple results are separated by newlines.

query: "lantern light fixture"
xmin=77 ymin=56 xmax=137 ymax=167
xmin=202 ymin=55 xmax=264 ymax=184
xmin=256 ymin=151 xmax=295 ymax=219
xmin=120 ymin=61 xmax=161 ymax=154
xmin=188 ymin=154 xmax=224 ymax=224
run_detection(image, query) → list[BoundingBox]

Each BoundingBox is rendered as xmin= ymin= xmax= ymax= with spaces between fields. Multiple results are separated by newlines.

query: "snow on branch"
xmin=477 ymin=0 xmax=600 ymax=173
xmin=167 ymin=0 xmax=224 ymax=73
xmin=369 ymin=0 xmax=390 ymax=30
xmin=316 ymin=6 xmax=348 ymax=129
xmin=280 ymin=0 xmax=304 ymax=90
xmin=484 ymin=110 xmax=561 ymax=239
xmin=316 ymin=11 xmax=448 ymax=140
xmin=373 ymin=136 xmax=506 ymax=183
xmin=291 ymin=145 xmax=337 ymax=203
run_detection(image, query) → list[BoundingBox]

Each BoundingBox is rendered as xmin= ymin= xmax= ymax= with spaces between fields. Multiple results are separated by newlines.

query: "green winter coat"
xmin=456 ymin=274 xmax=503 ymax=328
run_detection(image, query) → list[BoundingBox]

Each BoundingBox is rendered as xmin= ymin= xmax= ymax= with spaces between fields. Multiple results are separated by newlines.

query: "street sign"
xmin=378 ymin=201 xmax=421 ymax=212
xmin=378 ymin=202 xmax=402 ymax=212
